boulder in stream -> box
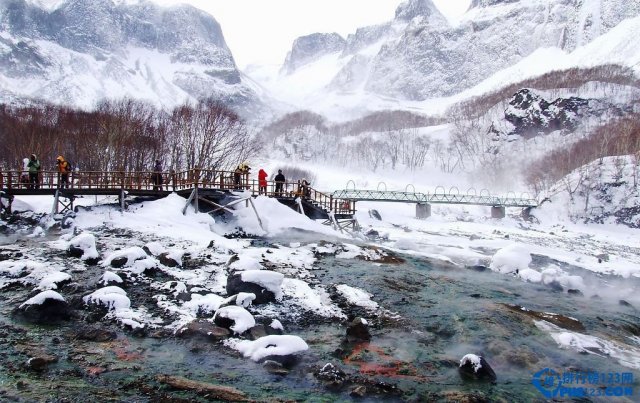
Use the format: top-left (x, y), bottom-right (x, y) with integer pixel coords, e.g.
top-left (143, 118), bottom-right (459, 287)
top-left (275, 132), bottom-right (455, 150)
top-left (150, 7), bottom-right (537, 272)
top-left (226, 271), bottom-right (283, 305)
top-left (458, 354), bottom-right (497, 382)
top-left (15, 290), bottom-right (72, 324)
top-left (346, 317), bottom-right (371, 342)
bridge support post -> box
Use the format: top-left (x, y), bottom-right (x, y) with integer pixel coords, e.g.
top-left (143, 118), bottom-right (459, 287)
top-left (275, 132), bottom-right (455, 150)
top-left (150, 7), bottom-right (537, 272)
top-left (491, 206), bottom-right (506, 219)
top-left (416, 203), bottom-right (431, 219)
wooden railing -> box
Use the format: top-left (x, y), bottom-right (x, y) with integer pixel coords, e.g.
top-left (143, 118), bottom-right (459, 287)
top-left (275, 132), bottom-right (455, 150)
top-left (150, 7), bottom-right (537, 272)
top-left (0, 168), bottom-right (356, 215)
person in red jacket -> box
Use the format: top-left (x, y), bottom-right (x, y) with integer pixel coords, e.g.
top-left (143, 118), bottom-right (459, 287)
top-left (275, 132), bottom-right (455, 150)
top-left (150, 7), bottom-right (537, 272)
top-left (258, 168), bottom-right (268, 195)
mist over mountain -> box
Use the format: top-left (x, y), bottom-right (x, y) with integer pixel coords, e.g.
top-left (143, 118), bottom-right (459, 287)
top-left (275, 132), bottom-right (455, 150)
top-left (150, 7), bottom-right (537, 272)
top-left (257, 0), bottom-right (640, 119)
top-left (1, 0), bottom-right (639, 127)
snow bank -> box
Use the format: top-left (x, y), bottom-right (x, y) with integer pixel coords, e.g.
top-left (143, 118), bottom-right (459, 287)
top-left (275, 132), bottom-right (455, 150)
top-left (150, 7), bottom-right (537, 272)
top-left (281, 278), bottom-right (346, 318)
top-left (535, 320), bottom-right (640, 370)
top-left (490, 244), bottom-right (532, 274)
top-left (335, 284), bottom-right (379, 310)
top-left (0, 260), bottom-right (48, 277)
top-left (183, 293), bottom-right (225, 315)
top-left (228, 256), bottom-right (263, 272)
top-left (232, 335), bottom-right (309, 362)
top-left (232, 196), bottom-right (343, 237)
top-left (73, 193), bottom-right (237, 250)
top-left (517, 268), bottom-right (543, 283)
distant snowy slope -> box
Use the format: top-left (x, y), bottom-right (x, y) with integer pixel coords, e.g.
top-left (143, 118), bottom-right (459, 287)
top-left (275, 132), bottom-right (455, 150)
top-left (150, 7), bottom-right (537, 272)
top-left (456, 15), bottom-right (640, 100)
top-left (247, 0), bottom-right (640, 120)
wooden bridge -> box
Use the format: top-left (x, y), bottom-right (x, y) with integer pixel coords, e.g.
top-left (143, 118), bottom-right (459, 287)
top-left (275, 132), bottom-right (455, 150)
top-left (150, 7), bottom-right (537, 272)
top-left (0, 169), bottom-right (358, 231)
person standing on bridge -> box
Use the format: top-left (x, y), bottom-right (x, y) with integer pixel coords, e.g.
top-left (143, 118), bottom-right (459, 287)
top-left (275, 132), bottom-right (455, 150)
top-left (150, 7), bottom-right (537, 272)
top-left (151, 159), bottom-right (163, 191)
top-left (234, 165), bottom-right (243, 190)
top-left (258, 168), bottom-right (268, 195)
top-left (27, 154), bottom-right (40, 189)
top-left (301, 179), bottom-right (311, 199)
top-left (56, 155), bottom-right (71, 189)
top-left (274, 170), bottom-right (285, 196)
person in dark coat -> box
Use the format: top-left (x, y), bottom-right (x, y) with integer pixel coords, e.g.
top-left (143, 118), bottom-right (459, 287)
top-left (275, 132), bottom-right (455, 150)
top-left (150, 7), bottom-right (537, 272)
top-left (234, 165), bottom-right (243, 190)
top-left (274, 169), bottom-right (285, 196)
top-left (296, 179), bottom-right (311, 199)
top-left (152, 159), bottom-right (163, 191)
top-left (27, 154), bottom-right (40, 189)
top-left (258, 168), bottom-right (268, 195)
top-left (300, 179), bottom-right (311, 199)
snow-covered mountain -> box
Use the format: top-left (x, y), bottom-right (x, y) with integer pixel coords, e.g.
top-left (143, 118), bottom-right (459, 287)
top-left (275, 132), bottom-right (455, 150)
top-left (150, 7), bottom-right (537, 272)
top-left (250, 0), bottom-right (640, 120)
top-left (0, 0), bottom-right (266, 116)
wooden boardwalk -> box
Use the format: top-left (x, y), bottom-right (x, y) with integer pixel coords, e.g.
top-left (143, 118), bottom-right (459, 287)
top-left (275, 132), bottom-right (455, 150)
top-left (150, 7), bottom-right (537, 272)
top-left (0, 168), bottom-right (356, 223)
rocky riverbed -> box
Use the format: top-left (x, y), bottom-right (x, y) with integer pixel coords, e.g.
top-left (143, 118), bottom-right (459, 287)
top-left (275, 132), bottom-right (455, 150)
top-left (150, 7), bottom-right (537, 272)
top-left (1, 196), bottom-right (639, 402)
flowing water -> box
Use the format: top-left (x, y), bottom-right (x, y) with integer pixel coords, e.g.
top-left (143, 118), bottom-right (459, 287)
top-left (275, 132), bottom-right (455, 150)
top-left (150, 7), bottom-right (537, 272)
top-left (1, 230), bottom-right (639, 402)
top-left (302, 253), bottom-right (640, 401)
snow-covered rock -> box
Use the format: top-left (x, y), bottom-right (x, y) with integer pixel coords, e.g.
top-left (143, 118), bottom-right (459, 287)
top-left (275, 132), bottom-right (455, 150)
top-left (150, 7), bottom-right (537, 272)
top-left (213, 305), bottom-right (255, 335)
top-left (67, 233), bottom-right (99, 261)
top-left (183, 293), bottom-right (225, 316)
top-left (37, 271), bottom-right (71, 290)
top-left (346, 317), bottom-right (371, 342)
top-left (17, 290), bottom-right (72, 323)
top-left (230, 334), bottom-right (309, 365)
top-left (335, 284), bottom-right (379, 310)
top-left (226, 270), bottom-right (284, 304)
top-left (102, 247), bottom-right (155, 273)
top-left (490, 244), bottom-right (532, 274)
top-left (458, 354), bottom-right (497, 382)
top-left (83, 286), bottom-right (131, 311)
top-left (99, 271), bottom-right (123, 286)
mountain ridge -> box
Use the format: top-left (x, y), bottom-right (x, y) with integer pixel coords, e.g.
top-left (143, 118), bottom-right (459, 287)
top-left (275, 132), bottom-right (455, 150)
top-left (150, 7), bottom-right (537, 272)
top-left (257, 0), bottom-right (640, 118)
top-left (0, 0), bottom-right (266, 118)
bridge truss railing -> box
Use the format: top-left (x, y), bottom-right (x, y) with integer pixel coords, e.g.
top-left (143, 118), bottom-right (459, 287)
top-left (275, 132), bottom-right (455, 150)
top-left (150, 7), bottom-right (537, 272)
top-left (0, 168), bottom-right (356, 215)
top-left (331, 188), bottom-right (538, 208)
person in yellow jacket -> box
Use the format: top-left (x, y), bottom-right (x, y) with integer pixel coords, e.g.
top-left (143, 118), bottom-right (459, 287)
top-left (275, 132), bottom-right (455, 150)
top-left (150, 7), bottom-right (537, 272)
top-left (56, 155), bottom-right (72, 188)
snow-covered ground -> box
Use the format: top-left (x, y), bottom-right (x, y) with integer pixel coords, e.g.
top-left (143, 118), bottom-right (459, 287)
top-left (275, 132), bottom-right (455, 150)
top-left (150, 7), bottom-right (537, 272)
top-left (9, 183), bottom-right (639, 299)
top-left (3, 164), bottom-right (639, 374)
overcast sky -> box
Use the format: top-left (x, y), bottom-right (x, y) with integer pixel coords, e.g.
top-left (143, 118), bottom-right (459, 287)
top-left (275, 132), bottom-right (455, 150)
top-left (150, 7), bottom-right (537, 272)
top-left (152, 0), bottom-right (471, 68)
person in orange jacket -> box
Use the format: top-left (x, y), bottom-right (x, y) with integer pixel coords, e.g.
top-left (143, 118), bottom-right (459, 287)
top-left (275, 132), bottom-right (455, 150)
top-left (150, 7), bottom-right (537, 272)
top-left (258, 168), bottom-right (268, 195)
top-left (56, 155), bottom-right (72, 188)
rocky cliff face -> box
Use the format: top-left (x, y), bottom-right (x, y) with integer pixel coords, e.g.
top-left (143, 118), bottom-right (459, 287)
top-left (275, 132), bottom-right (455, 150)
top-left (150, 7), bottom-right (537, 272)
top-left (0, 0), bottom-right (261, 116)
top-left (282, 33), bottom-right (345, 74)
top-left (280, 0), bottom-right (640, 101)
top-left (498, 88), bottom-right (627, 138)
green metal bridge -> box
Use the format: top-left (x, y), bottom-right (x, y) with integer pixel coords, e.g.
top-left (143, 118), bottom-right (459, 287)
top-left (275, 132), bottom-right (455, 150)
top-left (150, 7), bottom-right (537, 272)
top-left (331, 188), bottom-right (537, 207)
top-left (330, 183), bottom-right (538, 219)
